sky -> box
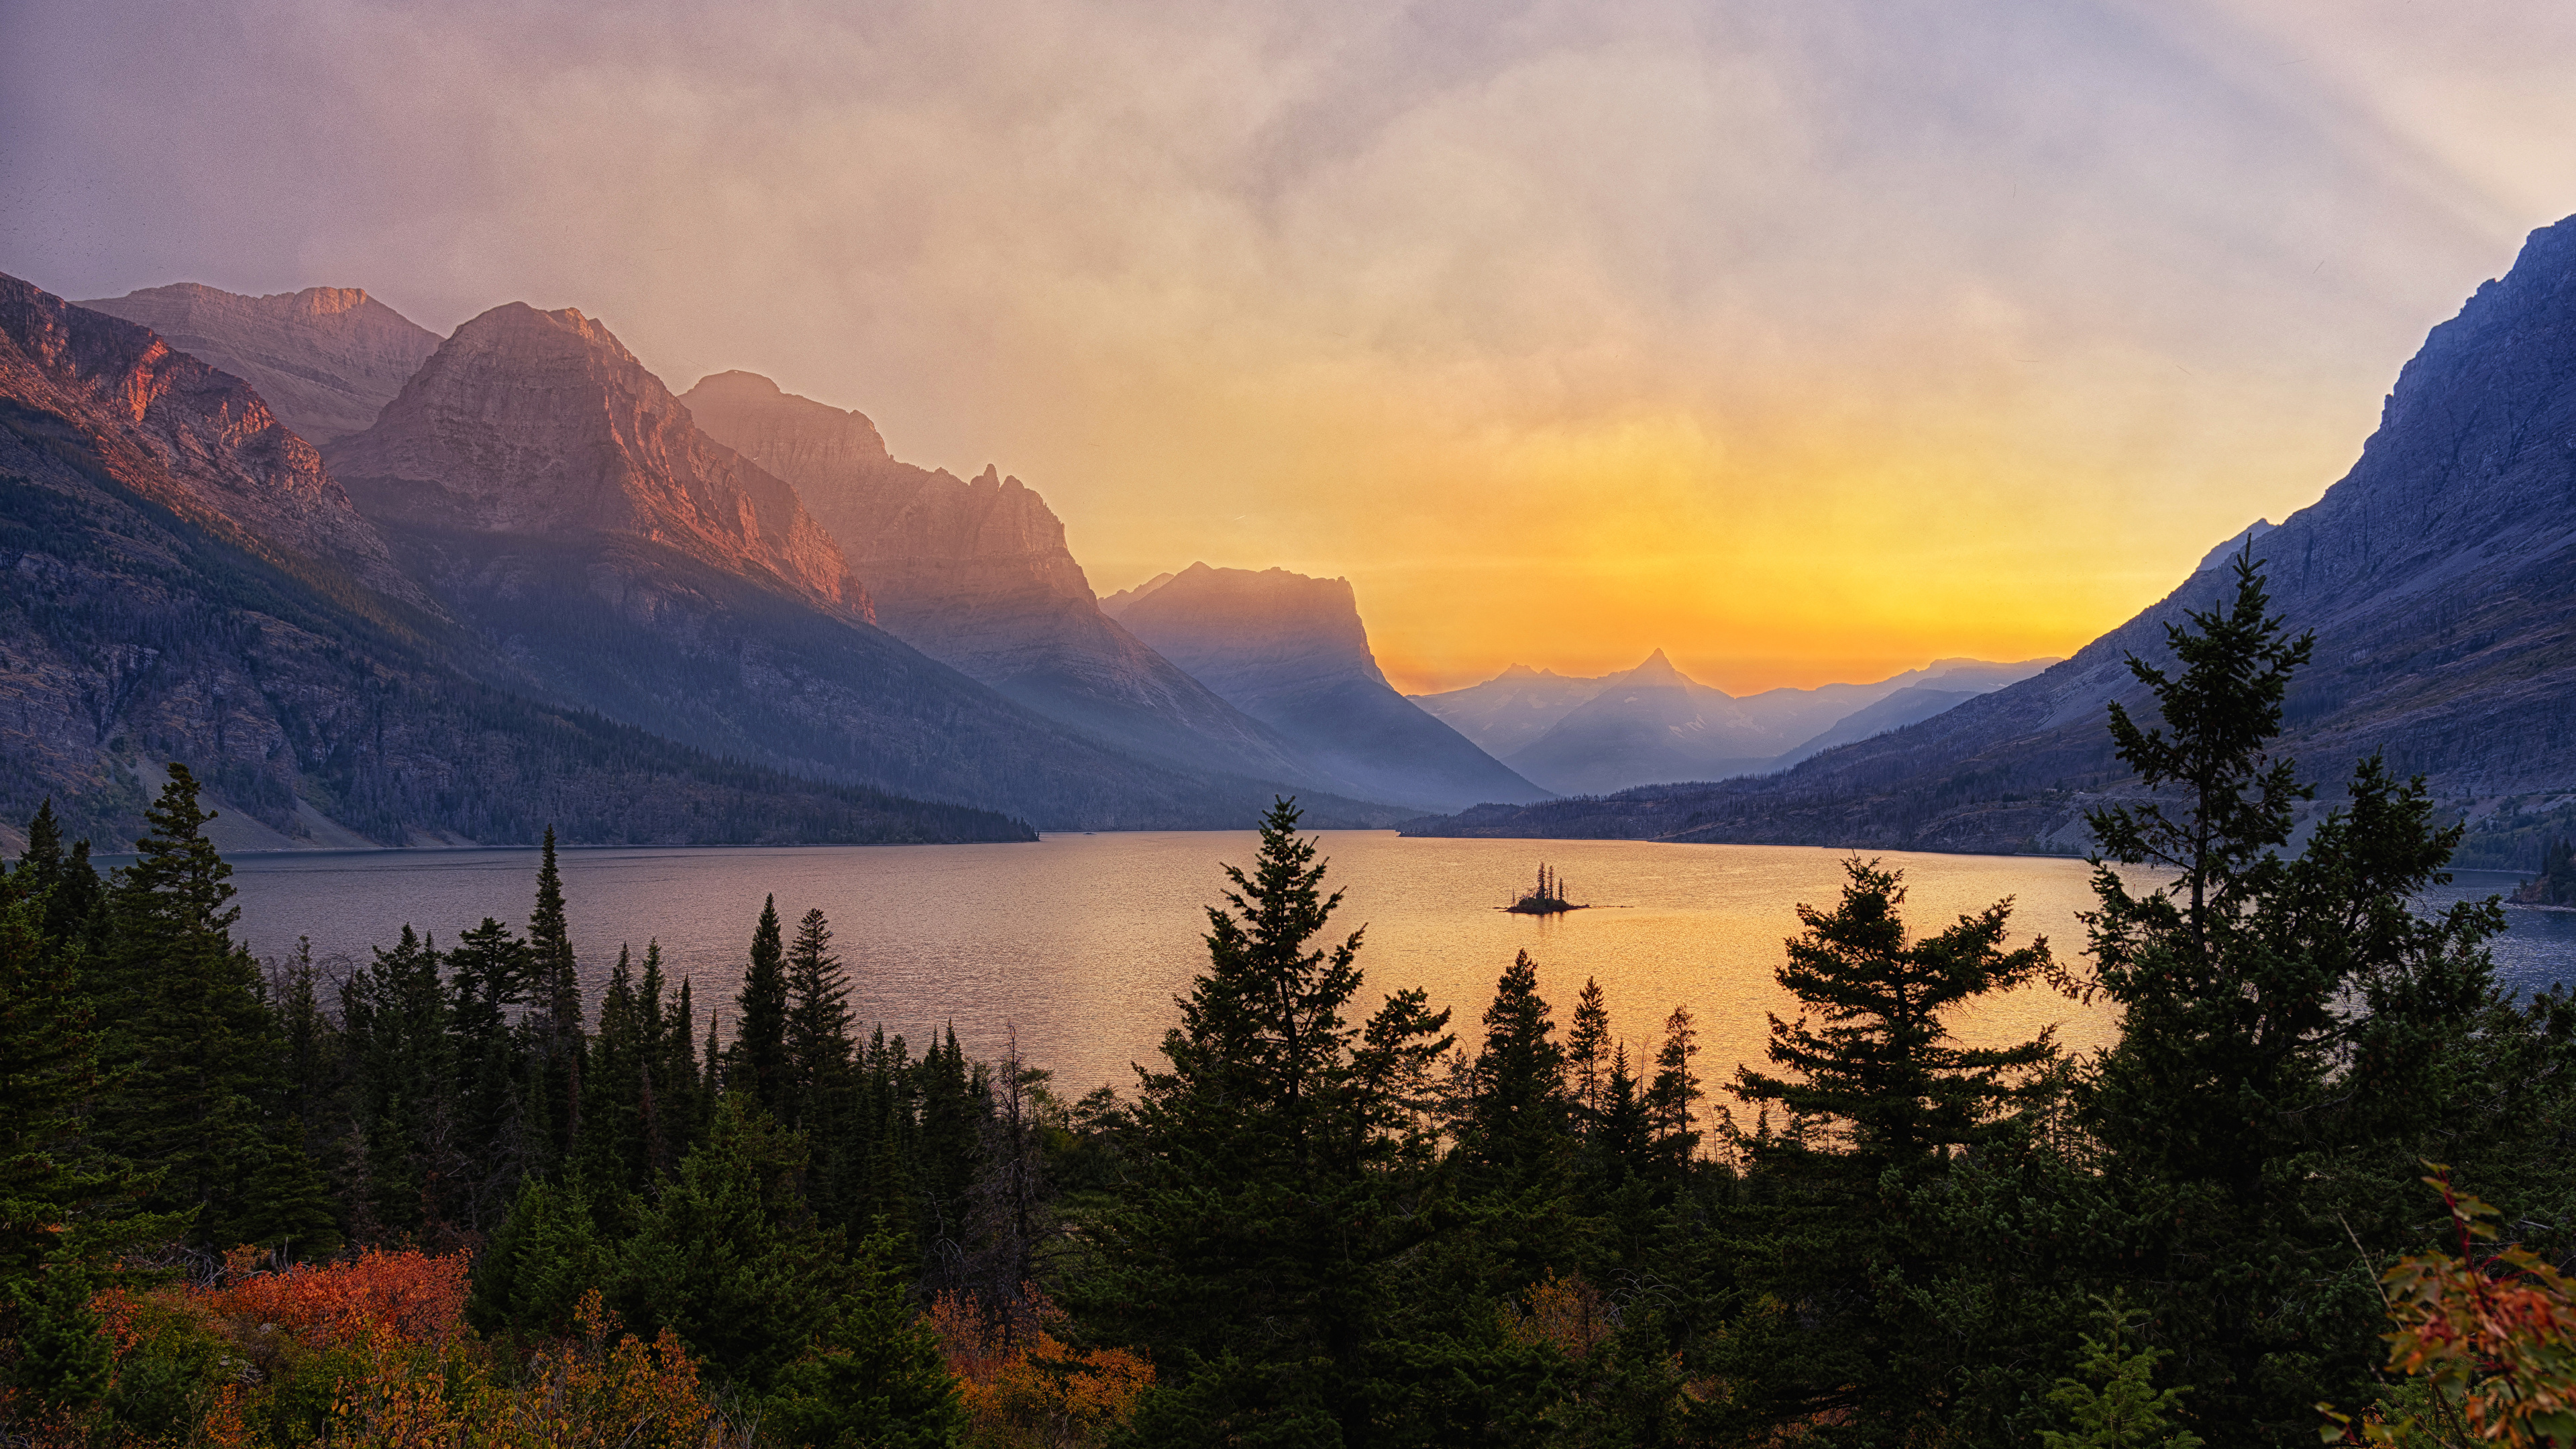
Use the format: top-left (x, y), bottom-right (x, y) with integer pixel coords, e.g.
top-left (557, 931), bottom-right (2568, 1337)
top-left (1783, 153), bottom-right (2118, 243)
top-left (7, 0), bottom-right (2575, 695)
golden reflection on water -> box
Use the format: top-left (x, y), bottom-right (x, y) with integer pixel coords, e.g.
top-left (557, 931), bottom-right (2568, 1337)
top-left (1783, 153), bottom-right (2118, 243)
top-left (233, 832), bottom-right (2145, 1132)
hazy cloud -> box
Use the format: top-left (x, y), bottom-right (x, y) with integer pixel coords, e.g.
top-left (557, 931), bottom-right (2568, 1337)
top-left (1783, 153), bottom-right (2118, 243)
top-left (5, 0), bottom-right (2567, 688)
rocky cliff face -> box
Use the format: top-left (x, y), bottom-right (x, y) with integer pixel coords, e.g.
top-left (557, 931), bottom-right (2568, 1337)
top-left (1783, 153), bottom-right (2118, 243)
top-left (679, 370), bottom-right (1321, 788)
top-left (0, 273), bottom-right (421, 604)
top-left (76, 282), bottom-right (441, 444)
top-left (323, 317), bottom-right (1360, 829)
top-left (1413, 213), bottom-right (2576, 853)
top-left (334, 309), bottom-right (865, 615)
top-left (0, 274), bottom-right (1026, 849)
top-left (1106, 563), bottom-right (1548, 811)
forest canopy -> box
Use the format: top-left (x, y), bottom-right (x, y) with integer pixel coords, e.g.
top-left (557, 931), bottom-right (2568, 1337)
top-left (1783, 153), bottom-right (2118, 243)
top-left (2, 558), bottom-right (2573, 1448)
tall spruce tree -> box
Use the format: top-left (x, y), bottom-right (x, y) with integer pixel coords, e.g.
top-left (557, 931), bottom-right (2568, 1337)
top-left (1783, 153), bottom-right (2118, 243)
top-left (574, 944), bottom-right (651, 1207)
top-left (1459, 949), bottom-right (1572, 1191)
top-left (3, 836), bottom-right (179, 1390)
top-left (446, 916), bottom-right (531, 1229)
top-left (91, 767), bottom-right (337, 1255)
top-left (522, 828), bottom-right (585, 1175)
top-left (1644, 1004), bottom-right (1703, 1176)
top-left (2080, 553), bottom-right (2512, 1440)
top-left (1081, 798), bottom-right (1455, 1442)
top-left (1566, 977), bottom-right (1611, 1122)
top-left (730, 896), bottom-right (790, 1114)
top-left (12, 801), bottom-right (105, 955)
top-left (782, 908), bottom-right (855, 1132)
top-left (659, 968), bottom-right (704, 1173)
top-left (341, 926), bottom-right (455, 1241)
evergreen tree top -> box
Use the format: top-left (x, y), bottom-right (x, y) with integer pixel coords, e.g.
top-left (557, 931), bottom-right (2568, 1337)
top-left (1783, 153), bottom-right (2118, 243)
top-left (114, 765), bottom-right (239, 943)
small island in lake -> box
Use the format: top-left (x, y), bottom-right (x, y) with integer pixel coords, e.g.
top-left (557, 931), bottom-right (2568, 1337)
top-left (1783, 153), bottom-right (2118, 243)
top-left (1506, 863), bottom-right (1587, 915)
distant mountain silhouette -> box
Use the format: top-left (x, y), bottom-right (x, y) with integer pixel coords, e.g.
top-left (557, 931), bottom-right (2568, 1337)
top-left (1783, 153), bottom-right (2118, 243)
top-left (678, 371), bottom-right (1324, 790)
top-left (77, 282), bottom-right (441, 444)
top-left (0, 272), bottom-right (1033, 849)
top-left (1102, 562), bottom-right (1549, 812)
top-left (1420, 653), bottom-right (2052, 795)
top-left (1409, 213), bottom-right (2576, 853)
top-left (1409, 665), bottom-right (1615, 759)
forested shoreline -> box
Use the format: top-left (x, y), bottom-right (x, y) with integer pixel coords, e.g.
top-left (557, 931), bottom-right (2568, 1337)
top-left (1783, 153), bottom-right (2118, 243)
top-left (5, 561), bottom-right (2575, 1447)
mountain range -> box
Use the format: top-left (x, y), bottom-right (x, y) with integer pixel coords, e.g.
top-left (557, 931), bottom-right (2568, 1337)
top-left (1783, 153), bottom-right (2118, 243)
top-left (0, 274), bottom-right (1505, 847)
top-left (675, 372), bottom-right (1327, 794)
top-left (1413, 652), bottom-right (2054, 795)
top-left (0, 274), bottom-right (1032, 851)
top-left (1408, 212), bottom-right (2576, 863)
top-left (79, 282), bottom-right (441, 445)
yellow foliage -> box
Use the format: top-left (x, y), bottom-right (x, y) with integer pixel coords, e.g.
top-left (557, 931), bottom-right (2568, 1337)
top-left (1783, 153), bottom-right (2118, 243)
top-left (926, 1289), bottom-right (1154, 1449)
top-left (1501, 1270), bottom-right (1616, 1362)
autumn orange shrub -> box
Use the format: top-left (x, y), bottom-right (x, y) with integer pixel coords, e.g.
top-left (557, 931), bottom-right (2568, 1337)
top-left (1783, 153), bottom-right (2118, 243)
top-left (1501, 1270), bottom-right (1617, 1362)
top-left (2325, 1171), bottom-right (2576, 1446)
top-left (926, 1289), bottom-right (1154, 1449)
top-left (64, 1250), bottom-right (748, 1448)
top-left (201, 1248), bottom-right (472, 1354)
top-left (474, 1290), bottom-right (735, 1449)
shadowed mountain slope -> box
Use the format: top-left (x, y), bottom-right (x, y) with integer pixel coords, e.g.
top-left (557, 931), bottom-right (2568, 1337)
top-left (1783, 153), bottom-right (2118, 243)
top-left (77, 282), bottom-right (441, 444)
top-left (0, 273), bottom-right (1033, 849)
top-left (1409, 213), bottom-right (2576, 852)
top-left (679, 370), bottom-right (1324, 788)
top-left (327, 310), bottom-right (1384, 830)
top-left (1102, 562), bottom-right (1548, 812)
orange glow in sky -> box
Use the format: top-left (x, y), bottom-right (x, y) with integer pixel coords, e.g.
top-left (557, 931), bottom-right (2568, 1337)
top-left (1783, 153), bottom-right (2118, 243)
top-left (9, 0), bottom-right (2575, 696)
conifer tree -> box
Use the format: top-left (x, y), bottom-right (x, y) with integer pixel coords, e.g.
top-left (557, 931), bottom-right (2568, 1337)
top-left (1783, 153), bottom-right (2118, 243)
top-left (341, 925), bottom-right (454, 1240)
top-left (915, 1026), bottom-right (988, 1253)
top-left (92, 767), bottom-right (336, 1254)
top-left (782, 907), bottom-right (855, 1133)
top-left (2080, 552), bottom-right (2512, 1435)
top-left (1, 857), bottom-right (178, 1338)
top-left (11, 800), bottom-right (104, 953)
top-left (523, 827), bottom-right (585, 1172)
top-left (1589, 1043), bottom-right (1650, 1188)
top-left (729, 896), bottom-right (790, 1114)
top-left (446, 916), bottom-right (530, 1228)
top-left (1734, 859), bottom-right (2056, 1175)
top-left (1459, 949), bottom-right (1571, 1190)
top-left (1085, 798), bottom-right (1454, 1441)
top-left (1566, 976), bottom-right (1611, 1120)
top-left (1644, 1004), bottom-right (1703, 1173)
top-left (575, 944), bottom-right (651, 1205)
top-left (659, 969), bottom-right (703, 1172)
top-left (629, 943), bottom-right (673, 1177)
top-left (1712, 859), bottom-right (2057, 1438)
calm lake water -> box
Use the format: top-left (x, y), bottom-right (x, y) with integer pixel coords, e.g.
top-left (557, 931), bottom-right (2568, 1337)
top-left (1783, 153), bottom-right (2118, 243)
top-left (216, 834), bottom-right (2574, 1105)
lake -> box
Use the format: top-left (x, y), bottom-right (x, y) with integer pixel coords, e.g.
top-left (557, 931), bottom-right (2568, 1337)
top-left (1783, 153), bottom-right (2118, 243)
top-left (217, 833), bottom-right (2573, 1108)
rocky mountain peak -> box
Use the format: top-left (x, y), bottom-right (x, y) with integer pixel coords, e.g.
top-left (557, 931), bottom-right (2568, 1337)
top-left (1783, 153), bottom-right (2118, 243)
top-left (1621, 648), bottom-right (1693, 689)
top-left (326, 304), bottom-right (864, 614)
top-left (0, 273), bottom-right (421, 602)
top-left (74, 280), bottom-right (441, 443)
top-left (288, 286), bottom-right (373, 317)
top-left (1106, 563), bottom-right (1388, 692)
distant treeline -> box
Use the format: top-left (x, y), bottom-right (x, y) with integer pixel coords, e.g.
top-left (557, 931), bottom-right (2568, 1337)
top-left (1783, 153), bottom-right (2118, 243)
top-left (3, 559), bottom-right (2574, 1447)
